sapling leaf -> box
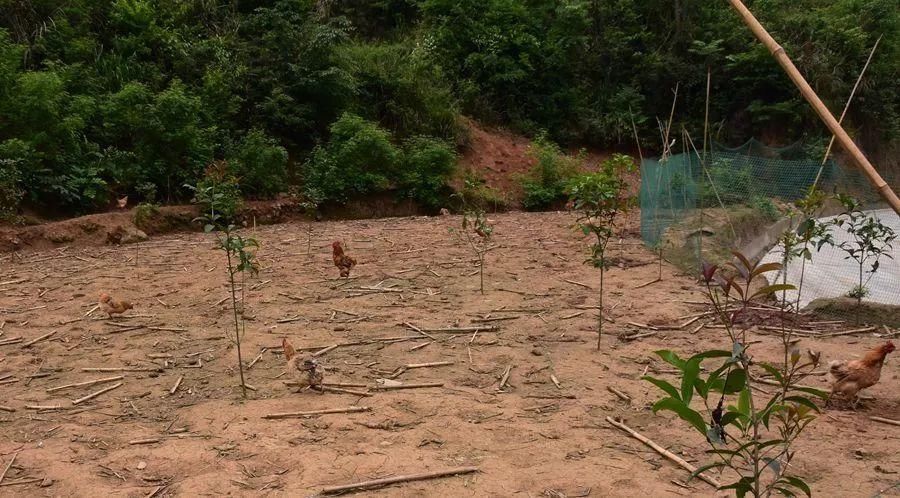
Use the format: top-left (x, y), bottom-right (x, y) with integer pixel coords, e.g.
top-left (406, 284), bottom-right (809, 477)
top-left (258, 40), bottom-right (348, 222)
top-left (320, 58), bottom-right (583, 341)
top-left (652, 398), bottom-right (706, 436)
top-left (642, 376), bottom-right (680, 400)
top-left (723, 368), bottom-right (747, 394)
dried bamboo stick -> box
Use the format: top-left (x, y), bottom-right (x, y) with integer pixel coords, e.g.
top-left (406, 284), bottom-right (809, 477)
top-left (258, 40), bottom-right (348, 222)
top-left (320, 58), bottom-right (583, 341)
top-left (46, 375), bottom-right (123, 393)
top-left (21, 329), bottom-right (58, 348)
top-left (72, 381), bottom-right (123, 405)
top-left (262, 406), bottom-right (371, 419)
top-left (606, 417), bottom-right (720, 488)
top-left (320, 466), bottom-right (479, 494)
top-left (371, 382), bottom-right (443, 391)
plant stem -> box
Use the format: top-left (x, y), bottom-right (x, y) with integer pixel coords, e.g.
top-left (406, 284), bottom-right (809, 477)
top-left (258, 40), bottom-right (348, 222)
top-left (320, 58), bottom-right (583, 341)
top-left (598, 266), bottom-right (604, 350)
top-left (225, 243), bottom-right (247, 398)
top-left (479, 252), bottom-right (485, 294)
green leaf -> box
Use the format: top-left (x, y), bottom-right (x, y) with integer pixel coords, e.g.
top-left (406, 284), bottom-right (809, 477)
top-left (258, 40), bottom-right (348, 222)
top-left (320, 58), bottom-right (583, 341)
top-left (737, 386), bottom-right (751, 417)
top-left (652, 398), bottom-right (706, 436)
top-left (642, 376), bottom-right (680, 400)
top-left (682, 358), bottom-right (702, 404)
top-left (654, 350), bottom-right (685, 369)
top-left (758, 363), bottom-right (784, 384)
top-left (793, 386), bottom-right (829, 399)
top-left (720, 411), bottom-right (742, 427)
top-left (687, 461), bottom-right (727, 482)
top-left (752, 283), bottom-right (796, 299)
top-left (784, 395), bottom-right (821, 413)
top-left (781, 476), bottom-right (812, 497)
top-left (690, 350), bottom-right (732, 361)
top-left (723, 368), bottom-right (747, 394)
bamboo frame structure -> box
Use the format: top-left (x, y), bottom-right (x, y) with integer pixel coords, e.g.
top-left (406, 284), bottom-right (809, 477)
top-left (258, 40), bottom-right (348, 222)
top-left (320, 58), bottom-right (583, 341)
top-left (727, 0), bottom-right (900, 216)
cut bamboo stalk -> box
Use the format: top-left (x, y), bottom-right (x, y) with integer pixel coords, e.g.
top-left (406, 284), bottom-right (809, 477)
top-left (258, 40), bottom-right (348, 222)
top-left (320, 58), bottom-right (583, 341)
top-left (404, 361), bottom-right (454, 369)
top-left (170, 375), bottom-right (183, 395)
top-left (46, 375), bottom-right (124, 393)
top-left (606, 417), bottom-right (720, 488)
top-left (262, 406), bottom-right (371, 419)
top-left (727, 0), bottom-right (900, 215)
top-left (21, 329), bottom-right (58, 348)
top-left (870, 416), bottom-right (900, 427)
top-left (0, 451), bottom-right (17, 486)
top-left (320, 466), bottom-right (479, 495)
top-left (72, 381), bottom-right (123, 405)
top-left (371, 382), bottom-right (443, 391)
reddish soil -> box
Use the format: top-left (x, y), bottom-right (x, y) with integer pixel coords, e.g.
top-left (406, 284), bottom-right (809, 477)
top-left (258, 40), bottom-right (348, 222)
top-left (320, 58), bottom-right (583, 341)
top-left (457, 118), bottom-right (537, 204)
top-left (0, 211), bottom-right (898, 497)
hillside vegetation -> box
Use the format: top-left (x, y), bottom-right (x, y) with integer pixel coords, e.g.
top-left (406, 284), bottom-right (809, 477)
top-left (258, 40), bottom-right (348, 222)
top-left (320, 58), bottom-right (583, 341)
top-left (0, 0), bottom-right (897, 217)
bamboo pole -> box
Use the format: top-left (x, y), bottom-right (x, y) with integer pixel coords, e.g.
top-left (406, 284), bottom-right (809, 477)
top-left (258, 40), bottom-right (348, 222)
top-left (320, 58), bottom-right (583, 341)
top-left (727, 0), bottom-right (900, 215)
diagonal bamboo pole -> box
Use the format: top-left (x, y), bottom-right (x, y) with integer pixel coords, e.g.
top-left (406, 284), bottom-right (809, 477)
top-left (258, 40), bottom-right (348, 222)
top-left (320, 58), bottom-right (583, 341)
top-left (727, 0), bottom-right (900, 215)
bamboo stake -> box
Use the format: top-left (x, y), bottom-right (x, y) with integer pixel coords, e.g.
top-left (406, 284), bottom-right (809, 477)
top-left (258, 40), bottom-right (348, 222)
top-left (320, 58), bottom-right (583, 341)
top-left (727, 0), bottom-right (900, 215)
top-left (320, 467), bottom-right (479, 495)
top-left (606, 417), bottom-right (720, 488)
top-left (813, 35), bottom-right (882, 187)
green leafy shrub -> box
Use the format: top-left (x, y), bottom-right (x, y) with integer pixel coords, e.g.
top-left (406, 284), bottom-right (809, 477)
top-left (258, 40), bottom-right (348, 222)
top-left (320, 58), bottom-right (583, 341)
top-left (187, 161), bottom-right (243, 221)
top-left (303, 113), bottom-right (401, 202)
top-left (700, 159), bottom-right (753, 207)
top-left (0, 156), bottom-right (23, 221)
top-left (521, 134), bottom-right (582, 210)
top-left (399, 136), bottom-right (457, 208)
top-left (227, 129), bottom-right (288, 199)
top-left (750, 195), bottom-right (781, 222)
top-left (133, 202), bottom-right (160, 230)
top-left (457, 172), bottom-right (508, 211)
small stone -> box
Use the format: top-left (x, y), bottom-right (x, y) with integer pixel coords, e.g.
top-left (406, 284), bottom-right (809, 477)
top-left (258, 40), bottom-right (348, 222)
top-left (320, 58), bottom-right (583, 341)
top-left (530, 348), bottom-right (542, 356)
top-left (853, 448), bottom-right (867, 459)
top-left (136, 461), bottom-right (147, 470)
top-left (39, 478), bottom-right (53, 487)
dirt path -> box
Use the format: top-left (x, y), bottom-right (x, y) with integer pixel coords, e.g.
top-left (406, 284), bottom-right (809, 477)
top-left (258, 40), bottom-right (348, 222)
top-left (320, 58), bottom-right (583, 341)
top-left (0, 212), bottom-right (897, 497)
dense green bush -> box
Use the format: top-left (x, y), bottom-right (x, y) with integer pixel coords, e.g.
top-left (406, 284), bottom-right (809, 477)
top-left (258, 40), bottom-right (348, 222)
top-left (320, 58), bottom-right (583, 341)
top-left (303, 113), bottom-right (401, 201)
top-left (399, 136), bottom-right (457, 208)
top-left (227, 130), bottom-right (288, 199)
top-left (521, 135), bottom-right (583, 210)
top-left (0, 0), bottom-right (898, 215)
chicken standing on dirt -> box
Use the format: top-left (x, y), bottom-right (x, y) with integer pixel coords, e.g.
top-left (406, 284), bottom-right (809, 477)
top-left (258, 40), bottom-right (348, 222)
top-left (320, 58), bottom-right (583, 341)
top-left (282, 338), bottom-right (324, 390)
top-left (828, 341), bottom-right (895, 408)
top-left (99, 292), bottom-right (133, 318)
top-left (332, 241), bottom-right (356, 278)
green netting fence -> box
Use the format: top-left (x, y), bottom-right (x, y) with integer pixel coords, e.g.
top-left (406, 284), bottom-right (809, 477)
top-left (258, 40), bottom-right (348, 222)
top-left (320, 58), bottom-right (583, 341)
top-left (639, 138), bottom-right (899, 325)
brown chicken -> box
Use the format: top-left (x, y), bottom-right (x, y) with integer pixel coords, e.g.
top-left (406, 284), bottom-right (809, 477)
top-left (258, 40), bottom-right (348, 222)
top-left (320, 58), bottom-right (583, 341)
top-left (99, 292), bottom-right (133, 318)
top-left (332, 241), bottom-right (357, 278)
top-left (282, 338), bottom-right (324, 390)
top-left (829, 341), bottom-right (895, 408)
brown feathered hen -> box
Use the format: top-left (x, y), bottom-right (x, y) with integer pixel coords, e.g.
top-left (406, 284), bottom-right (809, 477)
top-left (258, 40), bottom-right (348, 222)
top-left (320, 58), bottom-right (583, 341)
top-left (332, 241), bottom-right (356, 278)
top-left (829, 341), bottom-right (894, 408)
top-left (283, 338), bottom-right (324, 390)
top-left (99, 292), bottom-right (133, 318)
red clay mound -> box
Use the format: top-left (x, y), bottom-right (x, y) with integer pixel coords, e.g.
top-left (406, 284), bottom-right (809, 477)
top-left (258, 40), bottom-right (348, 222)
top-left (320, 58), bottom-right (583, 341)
top-left (456, 118), bottom-right (537, 206)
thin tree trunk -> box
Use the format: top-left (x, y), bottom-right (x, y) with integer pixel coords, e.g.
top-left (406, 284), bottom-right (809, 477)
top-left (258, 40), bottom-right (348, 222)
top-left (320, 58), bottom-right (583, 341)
top-left (598, 267), bottom-right (604, 350)
top-left (226, 248), bottom-right (247, 398)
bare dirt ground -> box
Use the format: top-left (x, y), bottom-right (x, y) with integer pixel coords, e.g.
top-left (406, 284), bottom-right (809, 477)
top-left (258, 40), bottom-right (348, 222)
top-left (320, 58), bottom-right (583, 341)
top-left (0, 211), bottom-right (898, 497)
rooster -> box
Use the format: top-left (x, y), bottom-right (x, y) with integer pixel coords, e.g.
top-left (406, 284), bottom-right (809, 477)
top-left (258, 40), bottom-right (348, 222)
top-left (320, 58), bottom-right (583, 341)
top-left (99, 292), bottom-right (133, 318)
top-left (828, 341), bottom-right (895, 408)
top-left (282, 338), bottom-right (323, 390)
top-left (332, 241), bottom-right (356, 278)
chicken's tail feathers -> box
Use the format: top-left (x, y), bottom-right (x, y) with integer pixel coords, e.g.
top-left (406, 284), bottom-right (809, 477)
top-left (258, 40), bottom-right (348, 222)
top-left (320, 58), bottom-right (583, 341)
top-left (828, 360), bottom-right (849, 379)
top-left (282, 338), bottom-right (296, 362)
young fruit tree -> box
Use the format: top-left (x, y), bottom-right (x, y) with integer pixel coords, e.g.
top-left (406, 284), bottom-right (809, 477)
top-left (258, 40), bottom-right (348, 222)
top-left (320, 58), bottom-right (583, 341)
top-left (643, 253), bottom-right (824, 497)
top-left (189, 165), bottom-right (259, 398)
top-left (566, 154), bottom-right (634, 349)
top-left (833, 194), bottom-right (896, 324)
top-left (451, 178), bottom-right (495, 294)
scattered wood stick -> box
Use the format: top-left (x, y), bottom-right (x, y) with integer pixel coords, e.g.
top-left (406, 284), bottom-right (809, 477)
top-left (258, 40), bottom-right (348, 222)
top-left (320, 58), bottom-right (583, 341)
top-left (870, 416), bottom-right (900, 427)
top-left (21, 329), bottom-right (58, 348)
top-left (371, 382), bottom-right (444, 391)
top-left (403, 322), bottom-right (437, 341)
top-left (404, 361), bottom-right (454, 369)
top-left (170, 375), bottom-right (183, 395)
top-left (313, 344), bottom-right (339, 357)
top-left (0, 451), bottom-right (17, 486)
top-left (606, 417), bottom-right (720, 488)
top-left (72, 381), bottom-right (123, 405)
top-left (320, 466), bottom-right (480, 495)
top-left (262, 406), bottom-right (371, 419)
top-left (499, 365), bottom-right (512, 390)
top-left (627, 322), bottom-right (658, 330)
top-left (634, 277), bottom-right (662, 289)
top-left (820, 326), bottom-right (877, 338)
top-left (409, 341), bottom-right (432, 351)
top-left (550, 374), bottom-right (561, 389)
top-left (248, 348), bottom-right (266, 369)
top-left (471, 316), bottom-right (518, 323)
top-left (622, 331), bottom-right (659, 341)
top-left (84, 304), bottom-right (100, 317)
top-left (0, 405), bottom-right (14, 413)
top-left (25, 404), bottom-right (64, 410)
top-left (0, 478), bottom-right (42, 487)
top-left (418, 325), bottom-right (499, 333)
top-left (0, 337), bottom-right (23, 346)
top-left (314, 386), bottom-right (372, 397)
top-left (607, 386), bottom-right (631, 402)
top-left (129, 438), bottom-right (161, 445)
top-left (563, 279), bottom-right (593, 290)
top-left (82, 367), bottom-right (161, 373)
top-left (47, 375), bottom-right (124, 393)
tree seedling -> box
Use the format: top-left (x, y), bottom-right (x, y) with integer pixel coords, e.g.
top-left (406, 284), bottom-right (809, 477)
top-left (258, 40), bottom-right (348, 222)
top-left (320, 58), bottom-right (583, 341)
top-left (833, 194), bottom-right (896, 324)
top-left (566, 154), bottom-right (634, 349)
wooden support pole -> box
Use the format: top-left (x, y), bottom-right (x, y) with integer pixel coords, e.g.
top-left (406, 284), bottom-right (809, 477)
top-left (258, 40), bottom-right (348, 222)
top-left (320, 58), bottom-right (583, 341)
top-left (727, 0), bottom-right (900, 215)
